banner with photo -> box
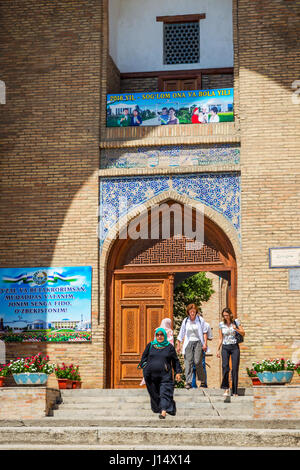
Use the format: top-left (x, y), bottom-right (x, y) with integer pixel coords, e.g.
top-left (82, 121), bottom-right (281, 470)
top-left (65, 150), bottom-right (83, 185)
top-left (107, 88), bottom-right (233, 127)
top-left (0, 266), bottom-right (92, 343)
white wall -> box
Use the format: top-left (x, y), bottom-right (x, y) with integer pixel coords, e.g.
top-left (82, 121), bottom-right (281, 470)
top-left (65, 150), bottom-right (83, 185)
top-left (109, 0), bottom-right (233, 73)
top-left (109, 0), bottom-right (122, 65)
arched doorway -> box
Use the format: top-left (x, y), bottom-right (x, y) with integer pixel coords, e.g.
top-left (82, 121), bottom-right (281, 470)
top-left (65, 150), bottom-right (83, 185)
top-left (106, 201), bottom-right (238, 388)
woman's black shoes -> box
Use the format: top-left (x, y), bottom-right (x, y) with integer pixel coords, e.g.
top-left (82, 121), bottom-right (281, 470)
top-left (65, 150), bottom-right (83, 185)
top-left (185, 384), bottom-right (192, 390)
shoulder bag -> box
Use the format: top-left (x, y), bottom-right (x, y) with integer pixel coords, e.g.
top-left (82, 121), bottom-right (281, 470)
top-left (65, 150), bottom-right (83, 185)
top-left (234, 320), bottom-right (244, 343)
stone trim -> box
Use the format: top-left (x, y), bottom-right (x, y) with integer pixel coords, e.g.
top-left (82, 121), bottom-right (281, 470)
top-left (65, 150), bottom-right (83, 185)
top-left (100, 133), bottom-right (241, 149)
top-left (99, 165), bottom-right (240, 178)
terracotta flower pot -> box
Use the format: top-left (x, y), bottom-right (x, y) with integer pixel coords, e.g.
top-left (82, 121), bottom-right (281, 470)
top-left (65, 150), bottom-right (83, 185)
top-left (57, 378), bottom-right (73, 389)
top-left (251, 376), bottom-right (261, 386)
top-left (72, 380), bottom-right (82, 389)
top-left (0, 376), bottom-right (5, 387)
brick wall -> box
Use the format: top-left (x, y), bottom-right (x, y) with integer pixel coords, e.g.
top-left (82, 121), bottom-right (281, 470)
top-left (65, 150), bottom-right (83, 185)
top-left (107, 55), bottom-right (120, 94)
top-left (254, 386), bottom-right (300, 419)
top-left (0, 387), bottom-right (60, 419)
top-left (202, 74), bottom-right (234, 90)
top-left (238, 0), bottom-right (300, 385)
top-left (0, 0), bottom-right (103, 387)
top-left (120, 77), bottom-right (159, 94)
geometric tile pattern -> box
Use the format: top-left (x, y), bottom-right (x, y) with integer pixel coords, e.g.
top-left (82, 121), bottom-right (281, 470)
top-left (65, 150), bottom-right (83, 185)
top-left (100, 144), bottom-right (240, 169)
top-left (99, 173), bottom-right (240, 251)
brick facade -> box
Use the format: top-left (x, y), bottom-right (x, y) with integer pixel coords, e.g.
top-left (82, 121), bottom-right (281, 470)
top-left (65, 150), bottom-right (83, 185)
top-left (107, 55), bottom-right (120, 94)
top-left (0, 0), bottom-right (299, 389)
top-left (0, 0), bottom-right (103, 388)
top-left (254, 386), bottom-right (300, 419)
top-left (238, 0), bottom-right (300, 383)
top-left (0, 387), bottom-right (60, 419)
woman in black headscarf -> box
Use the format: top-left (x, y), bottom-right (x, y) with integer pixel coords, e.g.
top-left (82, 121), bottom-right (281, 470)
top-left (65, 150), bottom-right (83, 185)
top-left (139, 327), bottom-right (182, 419)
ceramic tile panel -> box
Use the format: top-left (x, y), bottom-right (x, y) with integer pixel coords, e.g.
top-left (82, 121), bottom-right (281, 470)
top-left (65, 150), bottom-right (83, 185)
top-left (100, 144), bottom-right (240, 169)
top-left (99, 173), bottom-right (240, 251)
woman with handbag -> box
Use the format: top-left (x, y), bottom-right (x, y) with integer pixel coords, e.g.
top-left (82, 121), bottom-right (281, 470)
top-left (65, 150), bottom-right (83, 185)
top-left (140, 318), bottom-right (174, 386)
top-left (216, 307), bottom-right (245, 397)
top-left (139, 327), bottom-right (182, 419)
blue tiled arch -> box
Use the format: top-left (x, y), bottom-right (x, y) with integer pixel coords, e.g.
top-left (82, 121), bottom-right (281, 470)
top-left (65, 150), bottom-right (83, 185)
top-left (99, 173), bottom-right (240, 250)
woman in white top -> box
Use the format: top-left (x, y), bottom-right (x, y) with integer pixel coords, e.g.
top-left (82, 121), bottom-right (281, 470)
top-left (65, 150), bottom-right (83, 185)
top-left (209, 106), bottom-right (220, 123)
top-left (217, 307), bottom-right (245, 397)
top-left (176, 304), bottom-right (208, 389)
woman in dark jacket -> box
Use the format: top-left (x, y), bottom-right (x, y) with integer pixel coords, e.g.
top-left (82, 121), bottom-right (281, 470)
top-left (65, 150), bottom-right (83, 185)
top-left (140, 327), bottom-right (182, 419)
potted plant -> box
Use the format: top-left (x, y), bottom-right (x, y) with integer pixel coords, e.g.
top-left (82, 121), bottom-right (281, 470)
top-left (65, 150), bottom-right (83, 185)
top-left (0, 364), bottom-right (11, 387)
top-left (295, 362), bottom-right (300, 376)
top-left (69, 365), bottom-right (82, 389)
top-left (55, 363), bottom-right (81, 389)
top-left (246, 367), bottom-right (261, 385)
top-left (8, 353), bottom-right (55, 385)
top-left (252, 358), bottom-right (295, 384)
top-left (55, 363), bottom-right (73, 389)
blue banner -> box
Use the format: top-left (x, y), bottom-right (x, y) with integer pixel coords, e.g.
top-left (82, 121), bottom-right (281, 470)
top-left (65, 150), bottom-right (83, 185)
top-left (107, 88), bottom-right (234, 127)
top-left (0, 266), bottom-right (92, 342)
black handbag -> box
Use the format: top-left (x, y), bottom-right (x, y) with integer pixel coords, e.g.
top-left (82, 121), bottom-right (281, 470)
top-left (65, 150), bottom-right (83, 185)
top-left (234, 320), bottom-right (244, 343)
top-left (137, 344), bottom-right (152, 369)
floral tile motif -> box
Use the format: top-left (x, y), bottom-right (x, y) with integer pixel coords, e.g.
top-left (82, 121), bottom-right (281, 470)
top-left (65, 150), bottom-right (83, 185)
top-left (100, 144), bottom-right (240, 169)
top-left (99, 173), bottom-right (240, 250)
top-left (172, 173), bottom-right (240, 232)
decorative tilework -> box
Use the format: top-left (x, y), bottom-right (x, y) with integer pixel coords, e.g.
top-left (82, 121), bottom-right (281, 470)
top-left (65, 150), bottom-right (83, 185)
top-left (99, 173), bottom-right (240, 251)
top-left (123, 237), bottom-right (221, 265)
top-left (172, 173), bottom-right (240, 233)
top-left (100, 144), bottom-right (240, 169)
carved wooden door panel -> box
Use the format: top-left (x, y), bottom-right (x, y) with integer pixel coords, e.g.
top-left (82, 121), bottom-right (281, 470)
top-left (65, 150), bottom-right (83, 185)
top-left (113, 274), bottom-right (173, 388)
top-left (160, 77), bottom-right (199, 92)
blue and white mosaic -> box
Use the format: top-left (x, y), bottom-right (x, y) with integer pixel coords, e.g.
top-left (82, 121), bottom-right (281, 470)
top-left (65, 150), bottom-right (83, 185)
top-left (99, 173), bottom-right (240, 250)
top-left (100, 144), bottom-right (240, 169)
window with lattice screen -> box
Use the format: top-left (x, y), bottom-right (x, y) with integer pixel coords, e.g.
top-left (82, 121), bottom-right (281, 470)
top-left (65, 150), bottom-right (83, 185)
top-left (163, 22), bottom-right (200, 65)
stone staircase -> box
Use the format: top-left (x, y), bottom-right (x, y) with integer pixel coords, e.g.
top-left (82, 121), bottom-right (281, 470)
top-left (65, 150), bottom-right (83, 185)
top-left (1, 388), bottom-right (300, 449)
top-left (51, 387), bottom-right (254, 419)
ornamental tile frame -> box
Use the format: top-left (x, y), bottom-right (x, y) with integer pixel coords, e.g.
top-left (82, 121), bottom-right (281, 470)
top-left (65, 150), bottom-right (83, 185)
top-left (100, 144), bottom-right (240, 170)
top-left (99, 172), bottom-right (241, 252)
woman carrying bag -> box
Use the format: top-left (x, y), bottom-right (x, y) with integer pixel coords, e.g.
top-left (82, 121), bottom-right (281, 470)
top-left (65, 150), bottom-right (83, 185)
top-left (176, 303), bottom-right (208, 389)
top-left (139, 327), bottom-right (182, 419)
top-left (139, 318), bottom-right (174, 386)
top-left (217, 307), bottom-right (245, 397)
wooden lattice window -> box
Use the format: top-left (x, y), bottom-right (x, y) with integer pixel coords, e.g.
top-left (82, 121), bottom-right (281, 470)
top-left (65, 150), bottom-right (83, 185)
top-left (157, 14), bottom-right (206, 66)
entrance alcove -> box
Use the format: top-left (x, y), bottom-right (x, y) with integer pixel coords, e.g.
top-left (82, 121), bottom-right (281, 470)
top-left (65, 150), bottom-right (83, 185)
top-left (105, 199), bottom-right (238, 388)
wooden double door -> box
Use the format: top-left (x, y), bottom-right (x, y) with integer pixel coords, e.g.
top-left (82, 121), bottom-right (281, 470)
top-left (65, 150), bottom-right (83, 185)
top-left (113, 274), bottom-right (173, 388)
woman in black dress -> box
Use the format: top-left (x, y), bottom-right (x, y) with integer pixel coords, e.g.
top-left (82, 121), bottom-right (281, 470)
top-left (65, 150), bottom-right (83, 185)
top-left (140, 327), bottom-right (182, 419)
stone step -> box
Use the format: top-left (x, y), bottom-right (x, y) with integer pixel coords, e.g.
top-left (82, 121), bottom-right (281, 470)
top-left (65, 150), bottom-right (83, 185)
top-left (57, 402), bottom-right (211, 409)
top-left (51, 408), bottom-right (254, 419)
top-left (3, 417), bottom-right (299, 430)
top-left (59, 388), bottom-right (253, 397)
top-left (0, 426), bottom-right (299, 448)
top-left (60, 395), bottom-right (253, 405)
top-left (56, 402), bottom-right (252, 412)
top-left (51, 408), bottom-right (221, 418)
